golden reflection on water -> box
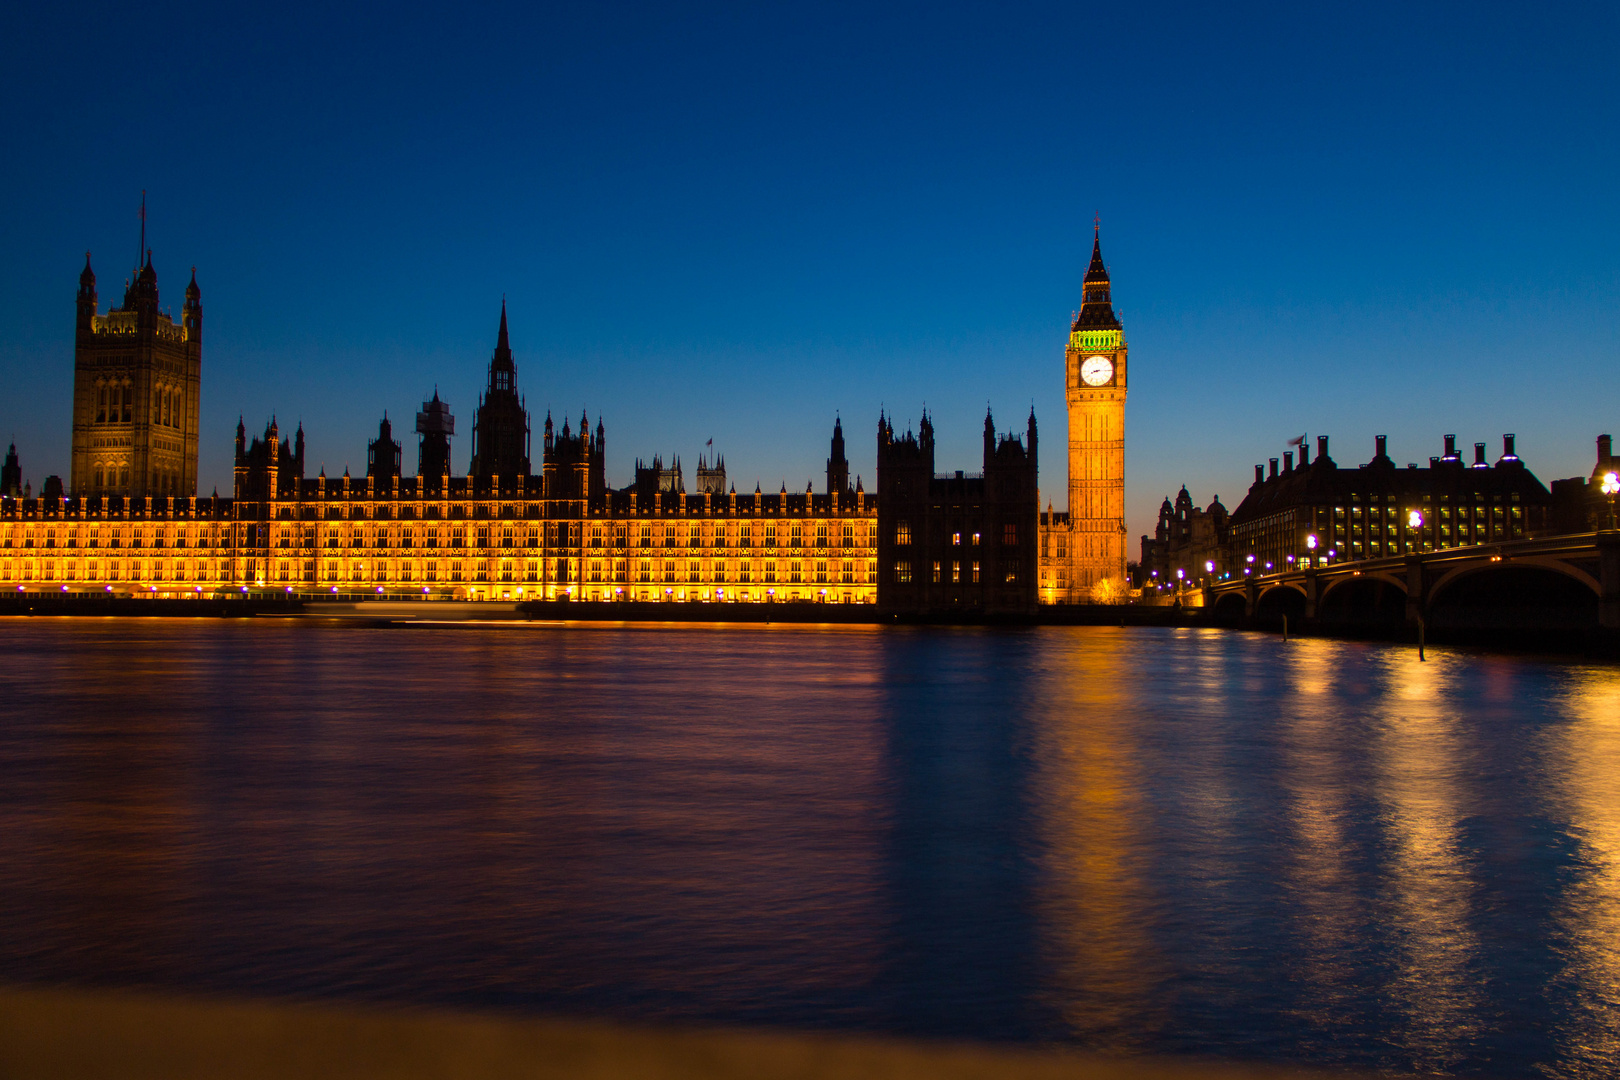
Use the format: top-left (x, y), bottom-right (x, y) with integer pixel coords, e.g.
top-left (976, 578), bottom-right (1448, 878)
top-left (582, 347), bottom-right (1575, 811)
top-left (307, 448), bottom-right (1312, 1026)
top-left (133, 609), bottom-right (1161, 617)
top-left (1365, 648), bottom-right (1482, 1071)
top-left (1275, 640), bottom-right (1363, 1045)
top-left (13, 621), bottom-right (1620, 1075)
top-left (1028, 628), bottom-right (1164, 1048)
top-left (1548, 674), bottom-right (1620, 1073)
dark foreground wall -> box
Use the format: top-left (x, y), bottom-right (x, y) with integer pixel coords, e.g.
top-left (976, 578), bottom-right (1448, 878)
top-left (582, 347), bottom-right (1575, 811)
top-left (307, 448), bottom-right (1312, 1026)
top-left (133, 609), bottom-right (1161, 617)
top-left (0, 595), bottom-right (306, 618)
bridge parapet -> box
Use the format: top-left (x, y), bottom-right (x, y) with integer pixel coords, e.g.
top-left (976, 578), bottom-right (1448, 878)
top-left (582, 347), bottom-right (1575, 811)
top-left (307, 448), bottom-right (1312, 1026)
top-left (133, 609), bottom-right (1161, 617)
top-left (1205, 531), bottom-right (1619, 629)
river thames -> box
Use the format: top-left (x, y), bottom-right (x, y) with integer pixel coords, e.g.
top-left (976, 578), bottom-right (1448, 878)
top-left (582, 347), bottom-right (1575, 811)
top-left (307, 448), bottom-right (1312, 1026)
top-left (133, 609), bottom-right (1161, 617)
top-left (2, 619), bottom-right (1618, 1077)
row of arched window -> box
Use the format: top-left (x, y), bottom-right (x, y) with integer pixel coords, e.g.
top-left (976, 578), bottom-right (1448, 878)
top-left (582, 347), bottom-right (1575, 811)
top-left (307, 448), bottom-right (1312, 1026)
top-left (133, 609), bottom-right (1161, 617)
top-left (93, 381), bottom-right (185, 428)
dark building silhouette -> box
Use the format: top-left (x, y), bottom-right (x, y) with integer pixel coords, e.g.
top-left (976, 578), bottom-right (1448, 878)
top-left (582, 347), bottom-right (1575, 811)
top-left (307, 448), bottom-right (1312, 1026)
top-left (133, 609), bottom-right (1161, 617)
top-left (367, 414), bottom-right (403, 485)
top-left (1226, 433), bottom-right (1554, 574)
top-left (630, 454), bottom-right (684, 497)
top-left (233, 417), bottom-right (305, 503)
top-left (1550, 434), bottom-right (1620, 533)
top-left (876, 406), bottom-right (1039, 614)
top-left (826, 417), bottom-right (851, 496)
top-left (541, 410), bottom-right (606, 503)
top-left (469, 301), bottom-right (530, 479)
top-left (1138, 488), bottom-right (1229, 591)
top-left (1, 443), bottom-right (20, 497)
top-left (415, 391), bottom-right (455, 484)
top-left (70, 216), bottom-right (203, 497)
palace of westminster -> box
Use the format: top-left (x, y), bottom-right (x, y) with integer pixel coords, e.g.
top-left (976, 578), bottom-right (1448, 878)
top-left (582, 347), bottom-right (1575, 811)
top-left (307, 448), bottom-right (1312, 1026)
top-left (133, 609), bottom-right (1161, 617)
top-left (6, 220), bottom-right (1608, 612)
top-left (0, 227), bottom-right (1135, 611)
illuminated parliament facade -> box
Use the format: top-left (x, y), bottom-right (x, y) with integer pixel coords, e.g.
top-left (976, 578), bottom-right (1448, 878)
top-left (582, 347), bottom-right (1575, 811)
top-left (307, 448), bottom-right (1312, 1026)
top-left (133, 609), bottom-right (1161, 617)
top-left (3, 230), bottom-right (1134, 611)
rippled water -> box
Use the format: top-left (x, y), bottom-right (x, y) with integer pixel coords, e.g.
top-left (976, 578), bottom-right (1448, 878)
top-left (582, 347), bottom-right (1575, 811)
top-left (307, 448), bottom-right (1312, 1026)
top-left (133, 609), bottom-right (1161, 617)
top-left (3, 618), bottom-right (1619, 1077)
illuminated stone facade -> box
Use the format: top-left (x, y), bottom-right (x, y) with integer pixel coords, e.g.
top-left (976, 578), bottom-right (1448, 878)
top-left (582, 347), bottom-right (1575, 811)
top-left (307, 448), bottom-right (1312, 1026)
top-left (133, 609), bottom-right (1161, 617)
top-left (6, 309), bottom-right (877, 603)
top-left (70, 249), bottom-right (202, 499)
top-left (0, 495), bottom-right (234, 595)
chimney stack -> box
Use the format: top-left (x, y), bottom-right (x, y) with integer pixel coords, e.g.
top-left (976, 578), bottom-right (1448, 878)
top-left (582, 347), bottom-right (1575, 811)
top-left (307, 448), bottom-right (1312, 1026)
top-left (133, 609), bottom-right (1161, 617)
top-left (1269, 458), bottom-right (1278, 480)
top-left (1599, 434), bottom-right (1613, 464)
top-left (1375, 435), bottom-right (1387, 460)
top-left (1443, 434), bottom-right (1458, 461)
top-left (1501, 434), bottom-right (1517, 461)
top-left (1284, 451), bottom-right (1293, 474)
top-left (1473, 442), bottom-right (1487, 467)
top-left (1255, 464), bottom-right (1264, 485)
top-left (1317, 435), bottom-right (1329, 461)
top-left (1300, 439), bottom-right (1311, 466)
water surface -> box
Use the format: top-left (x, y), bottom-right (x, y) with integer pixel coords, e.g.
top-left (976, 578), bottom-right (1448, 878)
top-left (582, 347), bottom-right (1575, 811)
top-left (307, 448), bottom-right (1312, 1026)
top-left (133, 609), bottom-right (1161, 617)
top-left (3, 619), bottom-right (1618, 1077)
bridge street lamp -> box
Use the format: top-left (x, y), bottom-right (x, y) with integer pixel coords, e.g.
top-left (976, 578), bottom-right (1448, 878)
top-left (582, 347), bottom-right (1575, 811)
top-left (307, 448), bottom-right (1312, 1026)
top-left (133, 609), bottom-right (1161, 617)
top-left (1407, 509), bottom-right (1424, 554)
top-left (1306, 533), bottom-right (1318, 568)
top-left (1603, 471), bottom-right (1619, 530)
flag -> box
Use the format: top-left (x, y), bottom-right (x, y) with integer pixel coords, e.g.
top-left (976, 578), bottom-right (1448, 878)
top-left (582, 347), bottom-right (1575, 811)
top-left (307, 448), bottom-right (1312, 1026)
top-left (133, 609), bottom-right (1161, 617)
top-left (1287, 434), bottom-right (1305, 448)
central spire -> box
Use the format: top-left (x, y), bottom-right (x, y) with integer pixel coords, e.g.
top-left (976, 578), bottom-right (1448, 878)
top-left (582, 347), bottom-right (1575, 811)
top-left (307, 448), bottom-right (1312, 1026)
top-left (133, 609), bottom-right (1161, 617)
top-left (488, 298), bottom-right (516, 394)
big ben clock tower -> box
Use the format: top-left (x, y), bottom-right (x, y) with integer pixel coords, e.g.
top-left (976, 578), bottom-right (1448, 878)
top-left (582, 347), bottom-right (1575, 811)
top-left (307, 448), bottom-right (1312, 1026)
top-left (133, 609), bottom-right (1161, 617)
top-left (1066, 225), bottom-right (1128, 600)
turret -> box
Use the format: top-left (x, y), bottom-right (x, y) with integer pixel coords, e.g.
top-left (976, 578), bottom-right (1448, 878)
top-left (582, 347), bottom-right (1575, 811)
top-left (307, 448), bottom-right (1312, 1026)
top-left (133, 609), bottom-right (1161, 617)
top-left (368, 412), bottom-right (402, 483)
top-left (826, 416), bottom-right (850, 495)
top-left (415, 390), bottom-right (455, 479)
top-left (1, 443), bottom-right (21, 498)
top-left (76, 252), bottom-right (97, 334)
top-left (183, 266), bottom-right (202, 342)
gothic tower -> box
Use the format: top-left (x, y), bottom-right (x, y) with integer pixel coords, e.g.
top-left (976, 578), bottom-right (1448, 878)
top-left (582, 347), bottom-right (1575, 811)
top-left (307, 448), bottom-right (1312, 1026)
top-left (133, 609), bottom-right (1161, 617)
top-left (1065, 225), bottom-right (1128, 599)
top-left (826, 416), bottom-right (850, 496)
top-left (415, 389), bottom-right (455, 483)
top-left (69, 206), bottom-right (203, 498)
top-left (469, 299), bottom-right (531, 479)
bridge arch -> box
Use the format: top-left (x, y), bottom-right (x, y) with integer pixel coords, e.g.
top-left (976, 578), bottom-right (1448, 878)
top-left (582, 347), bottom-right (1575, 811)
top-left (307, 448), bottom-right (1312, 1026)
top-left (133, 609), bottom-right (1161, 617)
top-left (1427, 556), bottom-right (1600, 605)
top-left (1211, 590), bottom-right (1248, 621)
top-left (1318, 571), bottom-right (1406, 605)
top-left (1426, 561), bottom-right (1599, 629)
top-left (1255, 582), bottom-right (1307, 620)
top-left (1317, 573), bottom-right (1407, 626)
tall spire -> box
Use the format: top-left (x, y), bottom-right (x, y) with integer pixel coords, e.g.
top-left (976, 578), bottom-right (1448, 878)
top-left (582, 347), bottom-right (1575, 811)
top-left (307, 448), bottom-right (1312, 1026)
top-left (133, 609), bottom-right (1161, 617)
top-left (1074, 223), bottom-right (1120, 331)
top-left (487, 299), bottom-right (516, 394)
top-left (137, 191), bottom-right (146, 274)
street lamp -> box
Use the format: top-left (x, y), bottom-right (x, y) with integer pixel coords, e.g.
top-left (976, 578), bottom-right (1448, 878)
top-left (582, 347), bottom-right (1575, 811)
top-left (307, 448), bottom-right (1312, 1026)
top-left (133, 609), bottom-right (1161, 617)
top-left (1305, 533), bottom-right (1318, 569)
top-left (1603, 471), bottom-right (1619, 529)
top-left (1407, 509), bottom-right (1424, 554)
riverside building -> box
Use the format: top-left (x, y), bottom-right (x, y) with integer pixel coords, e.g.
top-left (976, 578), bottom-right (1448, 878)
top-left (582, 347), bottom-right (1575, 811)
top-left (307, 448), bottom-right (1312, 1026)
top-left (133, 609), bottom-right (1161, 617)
top-left (1224, 433), bottom-right (1554, 576)
top-left (5, 227), bottom-right (1148, 608)
top-left (3, 303), bottom-right (879, 603)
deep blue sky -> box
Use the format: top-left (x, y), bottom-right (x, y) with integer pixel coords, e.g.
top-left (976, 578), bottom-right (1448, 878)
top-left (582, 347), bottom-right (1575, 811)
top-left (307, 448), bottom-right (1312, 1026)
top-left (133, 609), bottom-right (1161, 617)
top-left (2, 2), bottom-right (1616, 540)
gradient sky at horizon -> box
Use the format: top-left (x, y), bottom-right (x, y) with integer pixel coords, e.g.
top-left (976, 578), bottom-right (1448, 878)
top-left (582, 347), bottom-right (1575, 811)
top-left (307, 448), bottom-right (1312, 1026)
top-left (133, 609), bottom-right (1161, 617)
top-left (1, 2), bottom-right (1616, 540)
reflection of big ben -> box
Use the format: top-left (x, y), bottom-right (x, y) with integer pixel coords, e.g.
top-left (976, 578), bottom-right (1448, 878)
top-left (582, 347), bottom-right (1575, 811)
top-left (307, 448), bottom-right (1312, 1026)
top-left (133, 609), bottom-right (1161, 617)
top-left (1066, 226), bottom-right (1128, 599)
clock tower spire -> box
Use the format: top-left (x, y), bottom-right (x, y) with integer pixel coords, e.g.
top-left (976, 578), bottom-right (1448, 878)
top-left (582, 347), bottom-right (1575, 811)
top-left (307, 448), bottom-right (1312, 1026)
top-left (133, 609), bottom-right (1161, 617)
top-left (1065, 223), bottom-right (1129, 600)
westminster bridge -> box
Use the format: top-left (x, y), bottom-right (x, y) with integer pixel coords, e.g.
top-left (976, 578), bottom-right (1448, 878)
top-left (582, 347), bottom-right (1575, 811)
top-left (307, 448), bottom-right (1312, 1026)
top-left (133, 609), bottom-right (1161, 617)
top-left (1204, 530), bottom-right (1620, 632)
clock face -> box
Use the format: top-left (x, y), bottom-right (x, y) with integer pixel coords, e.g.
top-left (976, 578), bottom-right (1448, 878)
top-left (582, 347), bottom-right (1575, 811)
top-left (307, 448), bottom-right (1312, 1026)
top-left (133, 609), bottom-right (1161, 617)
top-left (1080, 355), bottom-right (1114, 387)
